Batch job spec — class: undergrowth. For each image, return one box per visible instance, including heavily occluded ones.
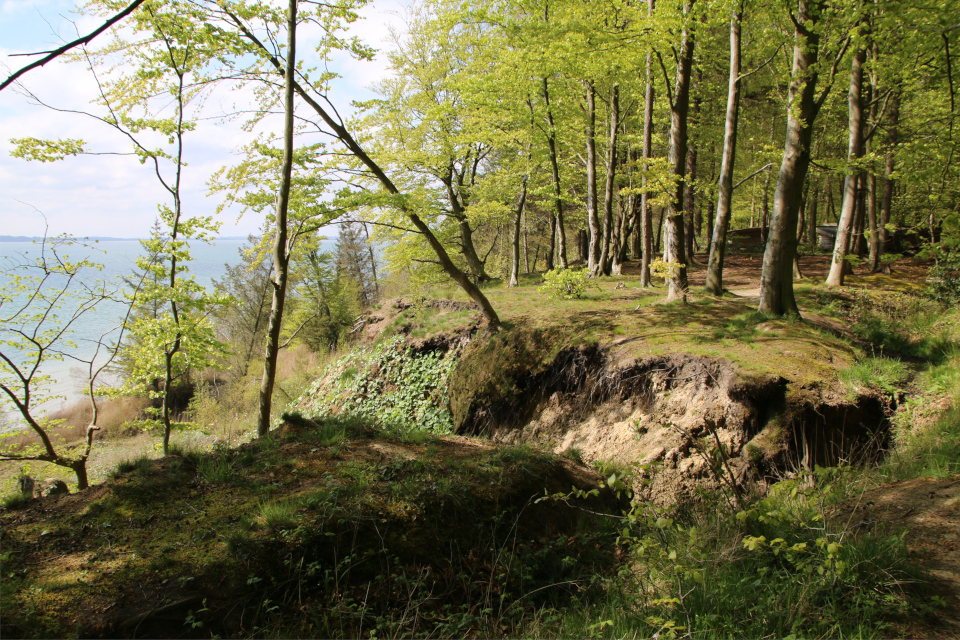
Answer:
[294,335,458,434]
[526,466,932,639]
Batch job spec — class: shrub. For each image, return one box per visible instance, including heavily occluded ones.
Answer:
[929,248,960,305]
[538,268,588,300]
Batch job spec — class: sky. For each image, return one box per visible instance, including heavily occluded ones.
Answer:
[0,0,407,239]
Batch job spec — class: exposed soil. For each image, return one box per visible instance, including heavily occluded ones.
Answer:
[450,329,891,507]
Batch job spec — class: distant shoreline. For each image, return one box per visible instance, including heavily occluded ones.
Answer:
[0,236,249,242]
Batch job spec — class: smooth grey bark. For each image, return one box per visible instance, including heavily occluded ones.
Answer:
[880,90,900,272]
[826,43,867,287]
[758,0,827,316]
[585,81,601,275]
[639,0,656,287]
[542,78,568,269]
[256,0,296,437]
[705,3,743,296]
[510,178,528,287]
[664,3,695,302]
[599,83,620,276]
[683,142,698,265]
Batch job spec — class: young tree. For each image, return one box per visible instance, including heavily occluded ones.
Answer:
[0,236,129,490]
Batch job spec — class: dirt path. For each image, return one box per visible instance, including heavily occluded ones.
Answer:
[839,476,960,638]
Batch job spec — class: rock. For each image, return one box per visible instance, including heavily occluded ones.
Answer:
[36,479,69,498]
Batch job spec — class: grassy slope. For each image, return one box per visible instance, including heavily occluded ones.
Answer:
[1,421,625,638]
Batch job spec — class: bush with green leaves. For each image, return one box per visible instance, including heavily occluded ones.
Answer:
[294,336,457,434]
[928,248,960,305]
[538,268,588,300]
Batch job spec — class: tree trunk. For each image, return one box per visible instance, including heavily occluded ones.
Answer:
[705,4,743,296]
[510,179,527,287]
[664,4,695,302]
[758,0,822,316]
[585,81,601,275]
[826,175,835,222]
[761,170,770,244]
[257,0,296,437]
[807,180,818,246]
[826,44,867,287]
[684,143,698,266]
[880,90,900,273]
[599,83,620,276]
[546,207,556,271]
[443,177,490,283]
[543,77,568,270]
[639,0,656,287]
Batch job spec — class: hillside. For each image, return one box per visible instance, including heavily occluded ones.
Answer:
[3,254,960,638]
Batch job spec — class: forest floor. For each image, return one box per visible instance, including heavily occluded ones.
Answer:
[835,475,960,638]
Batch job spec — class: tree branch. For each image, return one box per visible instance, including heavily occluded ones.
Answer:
[1,0,146,92]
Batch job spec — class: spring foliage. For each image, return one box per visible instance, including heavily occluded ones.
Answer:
[294,336,457,433]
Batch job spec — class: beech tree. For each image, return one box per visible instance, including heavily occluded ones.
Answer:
[0,236,132,490]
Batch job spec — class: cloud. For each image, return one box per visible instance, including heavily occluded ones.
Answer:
[2,0,407,239]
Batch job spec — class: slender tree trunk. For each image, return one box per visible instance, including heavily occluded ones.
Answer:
[586,81,601,275]
[880,90,900,273]
[807,180,818,246]
[684,143,698,265]
[826,44,867,287]
[655,207,665,254]
[866,61,880,272]
[542,78,567,270]
[827,175,836,222]
[761,171,770,243]
[664,4,695,302]
[705,4,743,296]
[599,83,620,276]
[510,179,528,287]
[444,181,490,283]
[795,181,807,279]
[160,68,189,454]
[639,0,656,287]
[523,209,530,274]
[867,172,878,270]
[546,209,556,270]
[257,0,296,437]
[758,0,822,316]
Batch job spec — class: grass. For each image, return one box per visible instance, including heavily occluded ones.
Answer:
[840,354,912,396]
[1,420,624,639]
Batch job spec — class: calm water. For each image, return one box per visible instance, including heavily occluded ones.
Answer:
[0,238,250,420]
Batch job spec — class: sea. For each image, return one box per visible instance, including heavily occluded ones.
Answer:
[0,237,252,426]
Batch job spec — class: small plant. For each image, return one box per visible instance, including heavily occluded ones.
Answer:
[110,454,153,478]
[1,492,31,510]
[538,267,589,300]
[650,258,684,279]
